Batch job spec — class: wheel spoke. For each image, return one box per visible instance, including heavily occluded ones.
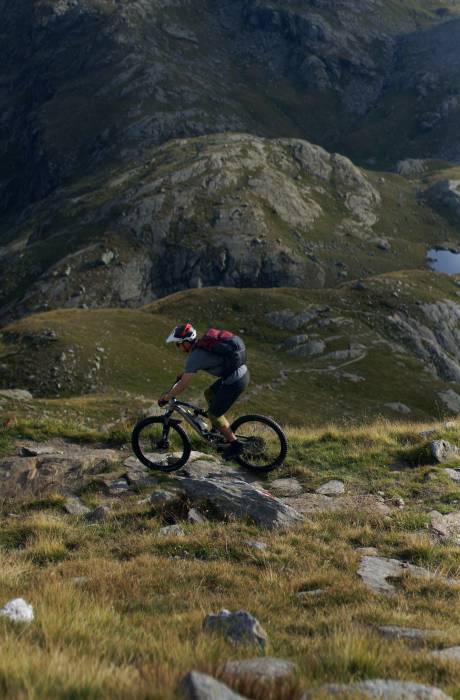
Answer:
[233,418,285,470]
[132,418,190,471]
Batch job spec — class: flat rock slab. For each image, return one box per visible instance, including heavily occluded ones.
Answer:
[20,444,63,457]
[123,450,219,470]
[378,626,445,644]
[270,478,303,497]
[177,476,303,530]
[222,657,296,682]
[302,679,452,699]
[316,480,345,496]
[430,511,460,543]
[179,671,247,700]
[0,390,33,401]
[64,497,90,516]
[430,440,460,463]
[282,493,343,515]
[430,647,460,663]
[203,609,268,649]
[444,468,460,482]
[358,556,458,595]
[0,444,121,498]
[283,494,391,517]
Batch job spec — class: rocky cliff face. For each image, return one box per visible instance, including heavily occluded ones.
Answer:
[2,0,460,228]
[0,133,387,320]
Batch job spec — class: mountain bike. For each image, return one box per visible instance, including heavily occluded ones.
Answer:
[131,397,288,475]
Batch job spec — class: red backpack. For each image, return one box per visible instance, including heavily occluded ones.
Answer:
[196,328,247,378]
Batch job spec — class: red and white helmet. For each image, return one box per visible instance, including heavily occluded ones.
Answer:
[166,323,197,344]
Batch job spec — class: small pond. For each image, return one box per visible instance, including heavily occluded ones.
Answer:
[427,248,460,275]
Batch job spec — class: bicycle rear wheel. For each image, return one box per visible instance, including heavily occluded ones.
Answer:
[131,416,191,471]
[230,414,288,474]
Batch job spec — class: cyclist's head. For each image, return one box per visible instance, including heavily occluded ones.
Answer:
[166,323,197,351]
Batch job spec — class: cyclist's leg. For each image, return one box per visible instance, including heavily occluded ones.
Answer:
[207,372,250,442]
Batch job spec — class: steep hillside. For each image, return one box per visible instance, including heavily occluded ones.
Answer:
[2,0,460,225]
[2,270,460,425]
[2,133,460,322]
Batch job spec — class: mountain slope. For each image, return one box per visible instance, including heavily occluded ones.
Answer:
[2,270,460,425]
[2,0,460,225]
[2,132,460,323]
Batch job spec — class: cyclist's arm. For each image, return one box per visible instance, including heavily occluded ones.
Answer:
[163,372,194,400]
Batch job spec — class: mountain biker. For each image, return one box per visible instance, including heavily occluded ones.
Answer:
[158,323,249,460]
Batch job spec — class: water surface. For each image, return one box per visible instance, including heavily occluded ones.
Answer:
[427,248,460,275]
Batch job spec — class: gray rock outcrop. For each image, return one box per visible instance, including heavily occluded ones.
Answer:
[177,476,303,530]
[302,679,452,699]
[222,657,296,682]
[357,556,457,595]
[203,609,268,649]
[430,440,460,463]
[179,671,247,700]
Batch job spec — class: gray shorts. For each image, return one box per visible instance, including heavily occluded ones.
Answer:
[204,371,250,418]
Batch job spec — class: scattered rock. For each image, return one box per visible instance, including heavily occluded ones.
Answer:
[420,429,438,439]
[177,477,303,530]
[106,478,130,494]
[124,470,158,488]
[244,540,267,551]
[290,340,326,357]
[84,505,110,523]
[64,497,90,516]
[438,390,460,413]
[282,493,343,514]
[100,250,115,266]
[396,159,427,177]
[429,511,460,543]
[159,524,185,537]
[378,626,444,644]
[316,480,345,496]
[149,490,179,507]
[302,679,452,699]
[430,440,460,463]
[222,657,296,682]
[358,556,457,594]
[297,589,325,598]
[203,609,268,649]
[384,402,411,414]
[0,389,33,401]
[445,468,460,482]
[178,671,247,700]
[269,478,303,497]
[356,547,379,556]
[430,647,460,663]
[187,508,206,524]
[20,444,63,457]
[0,598,34,623]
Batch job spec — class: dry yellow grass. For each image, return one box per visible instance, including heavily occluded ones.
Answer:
[0,414,460,697]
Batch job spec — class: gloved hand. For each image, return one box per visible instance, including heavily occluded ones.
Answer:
[158,397,168,407]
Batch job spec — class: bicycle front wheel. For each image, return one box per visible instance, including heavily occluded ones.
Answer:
[230,414,288,474]
[131,416,191,471]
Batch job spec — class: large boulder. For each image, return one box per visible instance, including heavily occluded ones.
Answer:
[176,476,303,530]
[430,440,460,463]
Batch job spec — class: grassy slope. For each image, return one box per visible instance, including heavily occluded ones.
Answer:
[2,270,460,425]
[1,410,460,698]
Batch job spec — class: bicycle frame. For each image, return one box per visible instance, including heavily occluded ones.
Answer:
[162,398,222,443]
